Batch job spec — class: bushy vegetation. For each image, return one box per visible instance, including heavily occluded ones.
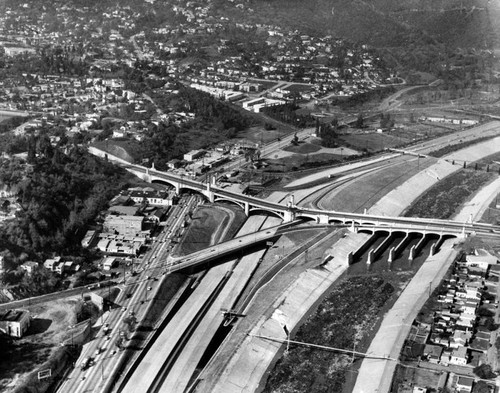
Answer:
[0,116,28,134]
[134,86,254,169]
[474,363,497,379]
[428,136,496,158]
[0,142,133,265]
[262,103,315,129]
[404,170,496,219]
[263,276,395,393]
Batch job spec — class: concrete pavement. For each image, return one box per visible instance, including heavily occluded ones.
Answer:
[369,135,500,217]
[196,231,370,393]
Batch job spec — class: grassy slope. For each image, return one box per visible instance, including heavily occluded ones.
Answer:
[404,169,497,219]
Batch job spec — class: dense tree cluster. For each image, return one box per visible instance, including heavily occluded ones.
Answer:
[133,86,254,168]
[379,113,395,129]
[0,116,28,134]
[0,144,131,265]
[262,103,314,128]
[175,86,252,132]
[317,118,339,148]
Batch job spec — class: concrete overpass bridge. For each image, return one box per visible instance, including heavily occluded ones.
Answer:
[163,220,469,273]
[122,163,500,239]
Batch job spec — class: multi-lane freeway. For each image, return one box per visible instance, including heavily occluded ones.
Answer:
[56,195,200,393]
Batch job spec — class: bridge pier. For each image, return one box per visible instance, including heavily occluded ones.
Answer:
[318,215,330,224]
[283,210,296,223]
[244,202,250,216]
[414,234,428,257]
[388,247,395,263]
[408,245,416,261]
[393,233,411,260]
[347,251,354,265]
[348,222,358,233]
[429,243,436,257]
[366,249,374,265]
[372,233,394,262]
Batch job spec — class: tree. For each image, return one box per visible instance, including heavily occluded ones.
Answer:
[473,381,491,393]
[474,364,496,379]
[355,113,364,129]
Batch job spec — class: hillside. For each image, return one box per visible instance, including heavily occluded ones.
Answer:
[246,0,497,49]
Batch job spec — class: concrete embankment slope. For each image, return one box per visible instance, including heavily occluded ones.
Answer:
[368,135,500,217]
[197,232,370,393]
[352,239,459,393]
[353,135,500,393]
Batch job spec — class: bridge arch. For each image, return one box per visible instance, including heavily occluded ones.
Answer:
[213,197,246,211]
[328,218,344,225]
[248,208,284,220]
[295,213,320,222]
[151,178,177,189]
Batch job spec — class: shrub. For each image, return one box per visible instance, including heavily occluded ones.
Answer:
[474,363,496,379]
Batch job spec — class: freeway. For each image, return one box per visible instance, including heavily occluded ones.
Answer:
[120,195,286,393]
[56,195,200,393]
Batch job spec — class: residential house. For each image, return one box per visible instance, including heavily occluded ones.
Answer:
[423,344,443,364]
[449,346,468,366]
[455,376,474,393]
[0,309,31,338]
[44,256,62,271]
[466,249,498,270]
[450,330,471,349]
[20,261,38,275]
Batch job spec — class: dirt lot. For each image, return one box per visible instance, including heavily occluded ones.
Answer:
[0,298,81,392]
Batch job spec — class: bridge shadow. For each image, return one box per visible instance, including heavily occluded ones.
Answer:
[183,242,270,275]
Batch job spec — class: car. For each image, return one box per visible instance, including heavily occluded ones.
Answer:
[80,357,91,370]
[121,307,127,313]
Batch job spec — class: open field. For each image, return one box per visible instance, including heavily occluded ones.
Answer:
[236,124,291,145]
[175,205,246,256]
[286,84,314,93]
[338,132,401,152]
[92,139,144,164]
[0,298,82,392]
[391,365,447,393]
[282,142,322,154]
[248,79,278,90]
